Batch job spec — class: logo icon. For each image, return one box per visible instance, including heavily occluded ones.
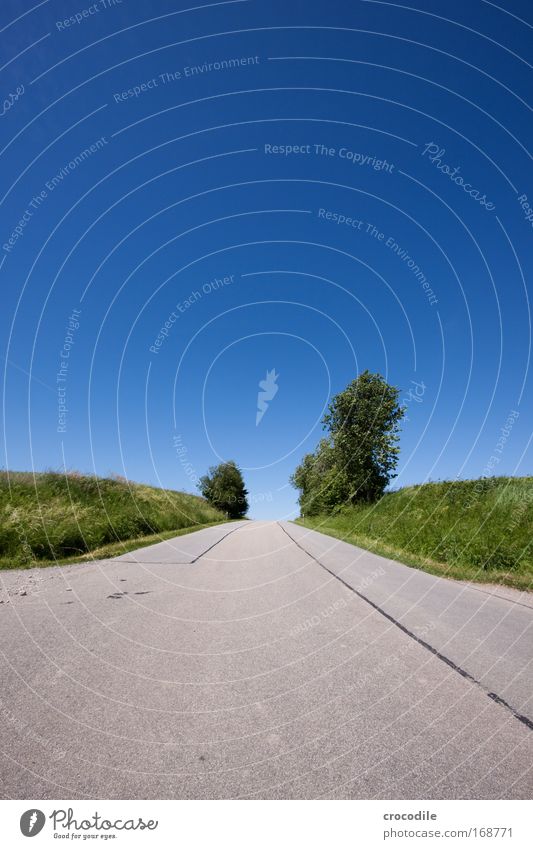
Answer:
[256,368,279,425]
[20,810,45,837]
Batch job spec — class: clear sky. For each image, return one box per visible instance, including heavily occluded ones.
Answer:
[1,0,532,519]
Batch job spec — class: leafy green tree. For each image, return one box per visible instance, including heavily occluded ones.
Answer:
[291,371,404,513]
[323,370,404,503]
[290,439,350,516]
[198,461,249,518]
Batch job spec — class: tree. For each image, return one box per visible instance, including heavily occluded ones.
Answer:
[290,371,404,513]
[289,439,350,516]
[323,370,404,503]
[198,461,249,518]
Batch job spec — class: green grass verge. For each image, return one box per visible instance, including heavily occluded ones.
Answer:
[0,521,230,570]
[0,470,227,569]
[295,476,533,592]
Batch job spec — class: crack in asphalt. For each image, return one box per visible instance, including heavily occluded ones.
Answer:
[114,521,248,565]
[190,522,249,563]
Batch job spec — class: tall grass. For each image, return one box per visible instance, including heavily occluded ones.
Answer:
[0,471,226,568]
[296,476,533,591]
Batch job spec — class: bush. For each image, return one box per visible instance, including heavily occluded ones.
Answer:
[198,461,248,518]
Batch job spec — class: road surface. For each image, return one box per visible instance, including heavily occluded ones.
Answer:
[0,520,531,799]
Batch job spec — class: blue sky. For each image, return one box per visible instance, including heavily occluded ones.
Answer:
[1,0,532,518]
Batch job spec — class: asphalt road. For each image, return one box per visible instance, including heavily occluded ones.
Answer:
[0,520,531,799]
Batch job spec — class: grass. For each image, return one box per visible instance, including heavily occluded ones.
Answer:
[295,476,533,592]
[0,470,227,569]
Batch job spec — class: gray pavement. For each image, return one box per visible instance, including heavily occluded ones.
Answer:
[281,522,533,723]
[0,520,531,799]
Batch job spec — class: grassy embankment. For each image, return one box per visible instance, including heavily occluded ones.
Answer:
[296,476,533,591]
[0,471,228,569]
